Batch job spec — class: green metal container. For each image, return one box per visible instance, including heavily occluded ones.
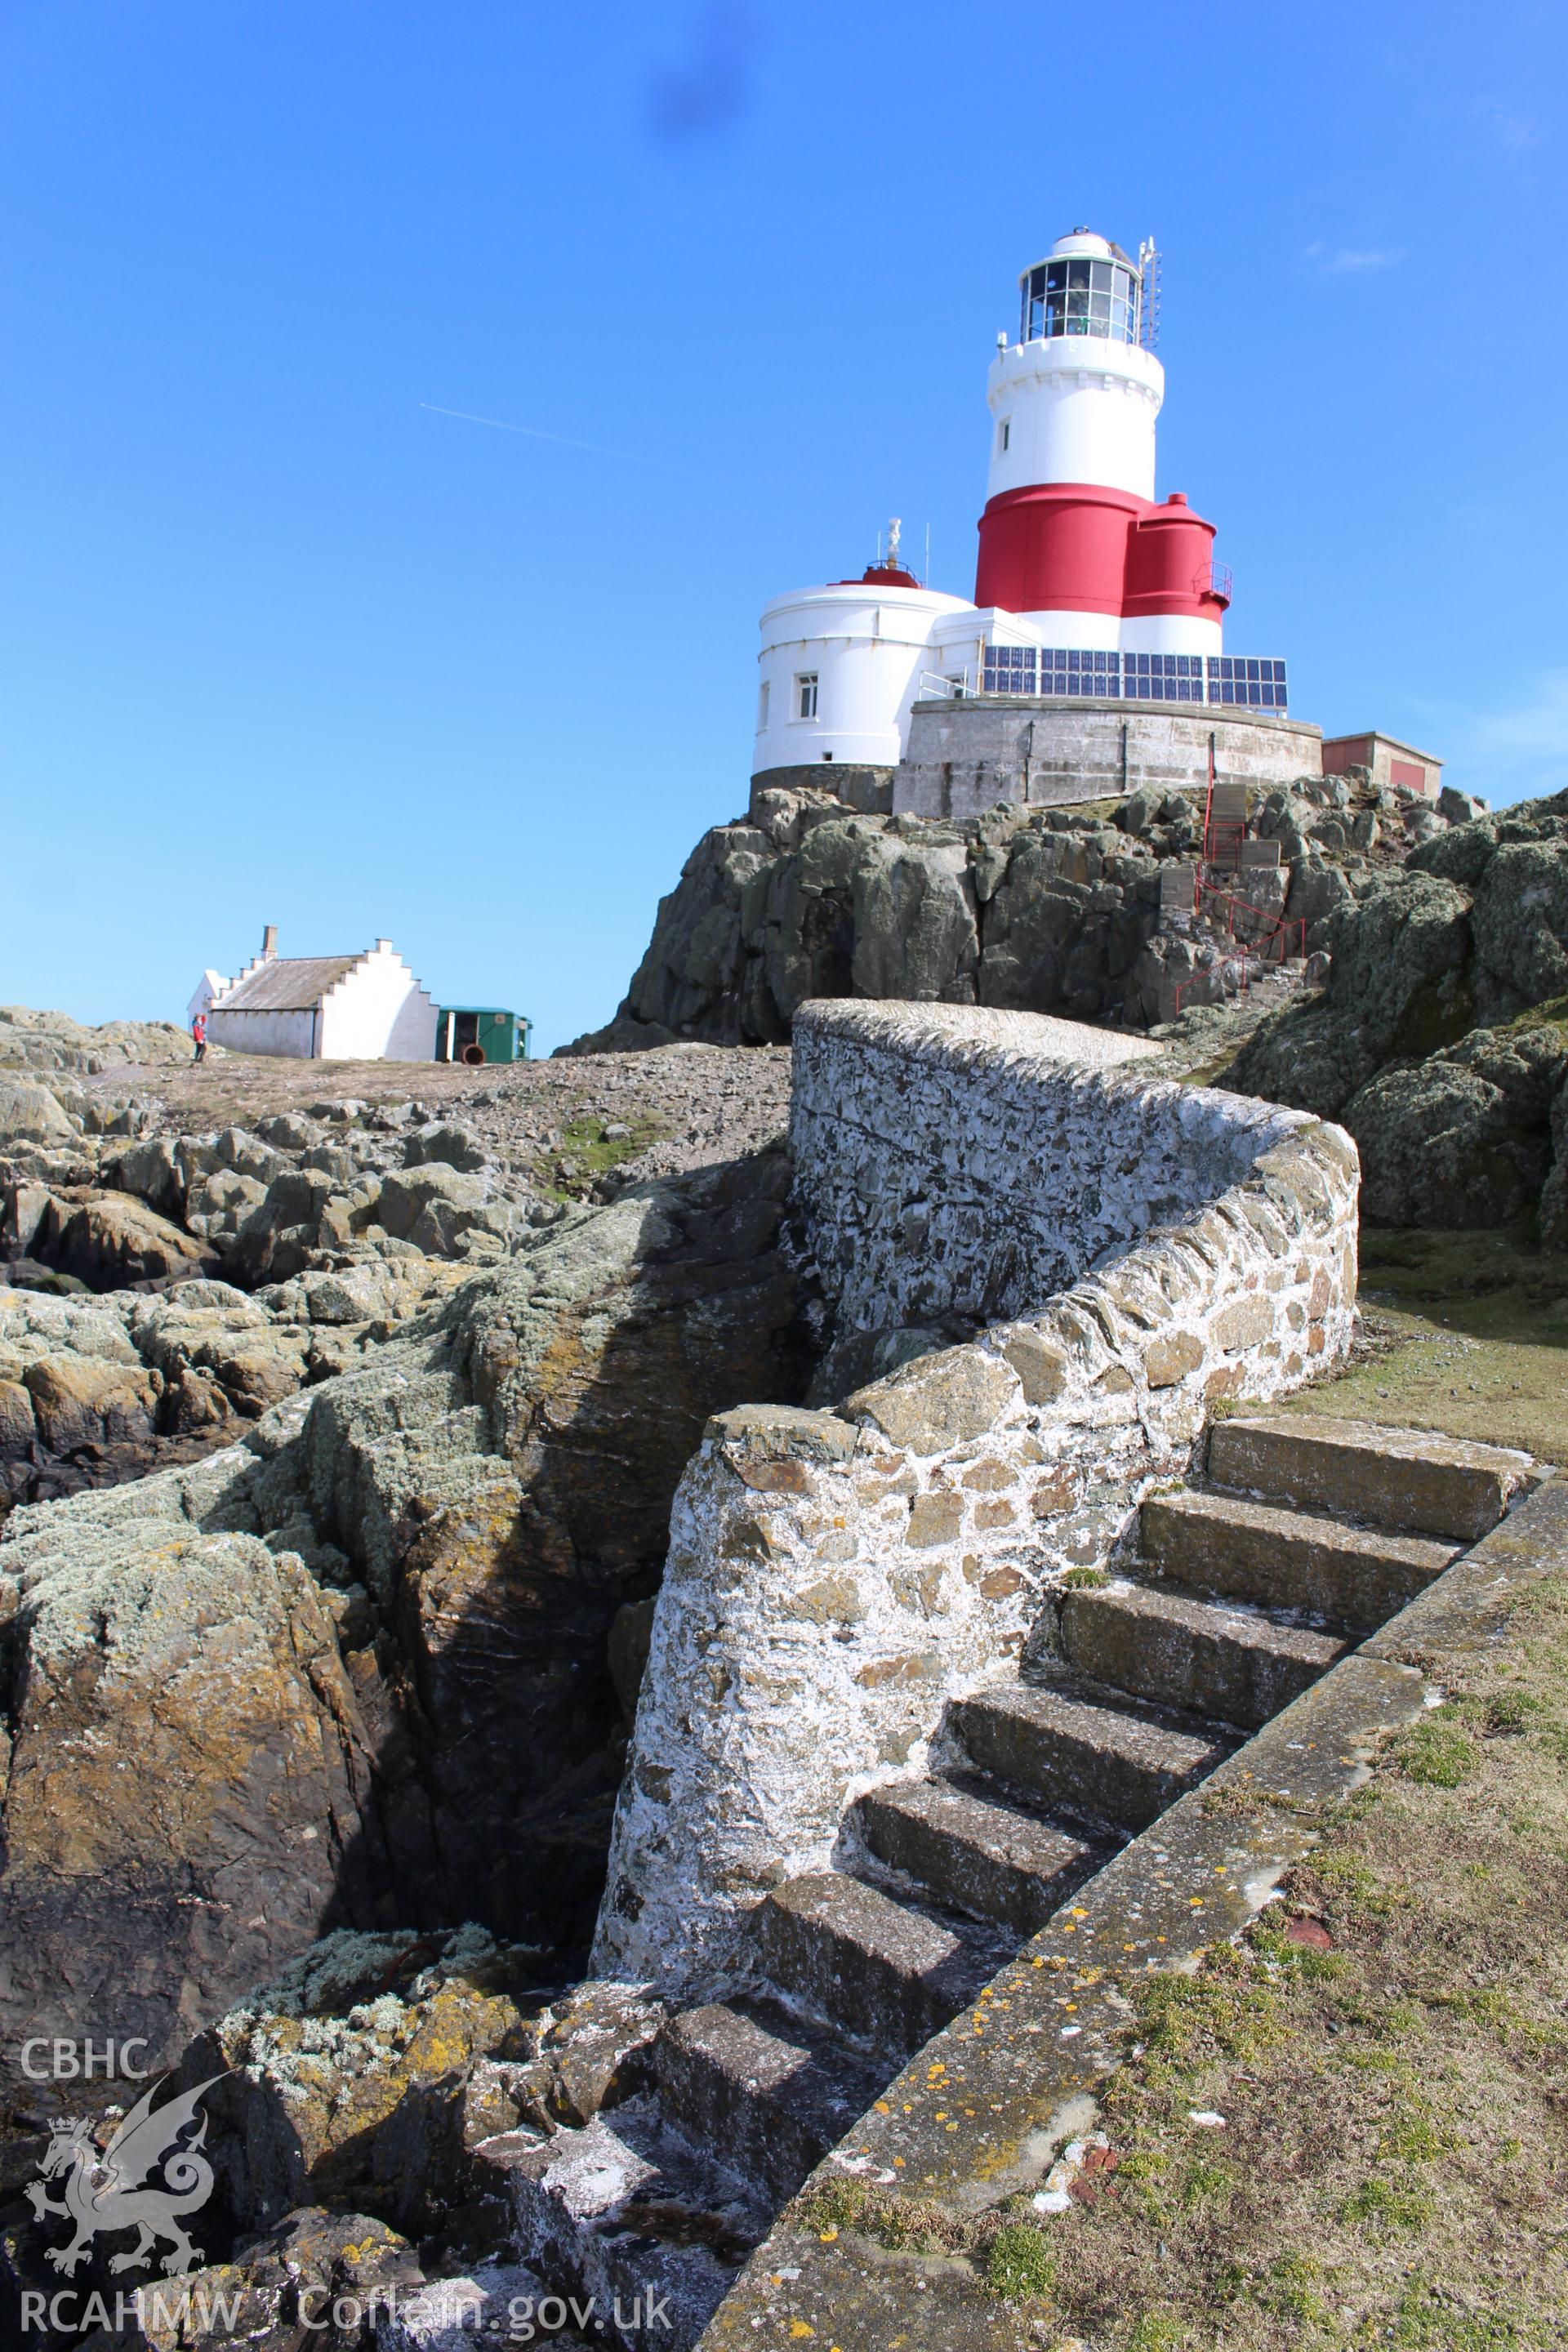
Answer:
[434,1007,531,1065]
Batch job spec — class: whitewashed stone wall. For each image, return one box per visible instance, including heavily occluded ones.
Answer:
[593,1003,1358,1993]
[791,1001,1303,1334]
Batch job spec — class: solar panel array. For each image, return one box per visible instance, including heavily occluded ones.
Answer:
[978,648,1288,711]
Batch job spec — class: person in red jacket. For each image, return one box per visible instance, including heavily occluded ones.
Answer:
[191,1012,207,1063]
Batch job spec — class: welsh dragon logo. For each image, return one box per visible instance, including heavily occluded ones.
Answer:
[25,2074,222,2277]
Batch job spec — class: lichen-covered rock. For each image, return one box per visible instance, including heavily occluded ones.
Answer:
[564,775,1476,1056]
[0,1076,75,1145]
[1227,789,1568,1229]
[377,1163,507,1256]
[172,1926,555,2233]
[0,1137,814,2065]
[330,1147,813,1949]
[0,1512,384,2064]
[101,1134,185,1220]
[20,1352,162,1452]
[1343,1025,1566,1227]
[108,2207,426,2351]
[51,1190,216,1287]
[402,1120,490,1173]
[0,1003,194,1074]
[0,1281,326,1517]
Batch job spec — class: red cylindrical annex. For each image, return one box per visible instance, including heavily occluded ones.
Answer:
[1123,493,1228,622]
[973,482,1142,617]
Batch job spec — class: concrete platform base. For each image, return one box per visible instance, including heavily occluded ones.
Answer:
[891,696,1324,818]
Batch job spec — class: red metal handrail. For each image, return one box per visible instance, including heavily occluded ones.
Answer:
[1169,902,1307,1016]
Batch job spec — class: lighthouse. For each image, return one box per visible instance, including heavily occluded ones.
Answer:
[751,228,1306,815]
[975,230,1227,658]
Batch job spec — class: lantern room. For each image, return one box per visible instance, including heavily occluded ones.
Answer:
[1018,231,1143,345]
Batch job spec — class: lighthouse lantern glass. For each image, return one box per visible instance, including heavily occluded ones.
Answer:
[1020,256,1138,345]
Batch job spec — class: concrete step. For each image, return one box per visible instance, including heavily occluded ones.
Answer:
[502,2096,768,2350]
[1059,1579,1346,1730]
[1208,1412,1531,1543]
[650,1997,885,2209]
[853,1773,1102,1935]
[1141,1486,1459,1630]
[950,1673,1234,1833]
[752,1870,1009,2063]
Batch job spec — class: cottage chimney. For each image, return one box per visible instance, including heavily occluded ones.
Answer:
[261,924,278,960]
[374,938,391,952]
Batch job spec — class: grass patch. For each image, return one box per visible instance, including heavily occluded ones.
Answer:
[533,1109,667,1200]
[1030,1567,1568,2350]
[797,2176,968,2258]
[1268,1218,1568,1461]
[798,2178,1061,2305]
[1392,1711,1481,1787]
[983,2221,1056,2302]
[1059,1564,1111,1589]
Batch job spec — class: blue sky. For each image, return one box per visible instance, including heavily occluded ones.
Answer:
[2,1,1564,1052]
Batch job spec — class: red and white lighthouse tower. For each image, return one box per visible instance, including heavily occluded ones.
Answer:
[975,229,1227,655]
[750,226,1290,788]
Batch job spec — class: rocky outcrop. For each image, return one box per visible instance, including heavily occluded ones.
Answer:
[0,1492,385,2065]
[322,1146,811,1952]
[0,1281,354,1518]
[1227,789,1568,1228]
[48,1191,217,1288]
[0,1004,195,1075]
[0,1147,812,2066]
[0,1079,75,1147]
[171,1927,666,2251]
[564,771,1438,1054]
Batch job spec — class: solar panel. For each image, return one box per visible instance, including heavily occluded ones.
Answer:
[976,647,1289,713]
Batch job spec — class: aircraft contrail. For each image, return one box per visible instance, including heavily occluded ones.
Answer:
[417,403,639,461]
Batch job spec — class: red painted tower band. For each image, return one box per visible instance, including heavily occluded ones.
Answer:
[973,485,1229,623]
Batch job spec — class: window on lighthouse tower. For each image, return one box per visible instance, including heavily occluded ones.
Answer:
[795,673,819,721]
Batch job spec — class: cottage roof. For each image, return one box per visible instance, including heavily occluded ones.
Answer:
[216,955,361,1012]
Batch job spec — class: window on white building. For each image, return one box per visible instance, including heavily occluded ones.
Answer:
[997,418,1011,453]
[757,680,770,730]
[795,673,818,720]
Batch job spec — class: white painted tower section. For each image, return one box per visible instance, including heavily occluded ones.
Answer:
[753,581,972,775]
[986,349,1163,505]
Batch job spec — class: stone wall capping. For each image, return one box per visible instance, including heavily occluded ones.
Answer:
[706,1401,862,1466]
[697,1485,1563,2351]
[840,1348,1021,1458]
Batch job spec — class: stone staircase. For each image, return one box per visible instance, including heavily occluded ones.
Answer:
[488,1414,1526,2349]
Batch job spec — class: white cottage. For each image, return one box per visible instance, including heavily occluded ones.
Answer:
[200,929,438,1062]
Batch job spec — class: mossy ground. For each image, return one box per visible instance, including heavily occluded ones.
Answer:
[1028,1568,1568,2349]
[1271,1221,1568,1463]
[532,1108,669,1200]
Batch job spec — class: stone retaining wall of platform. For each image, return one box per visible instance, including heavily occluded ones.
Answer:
[591,1004,1359,1992]
[893,697,1324,819]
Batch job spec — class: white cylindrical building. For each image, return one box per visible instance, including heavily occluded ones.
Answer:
[752,573,972,779]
